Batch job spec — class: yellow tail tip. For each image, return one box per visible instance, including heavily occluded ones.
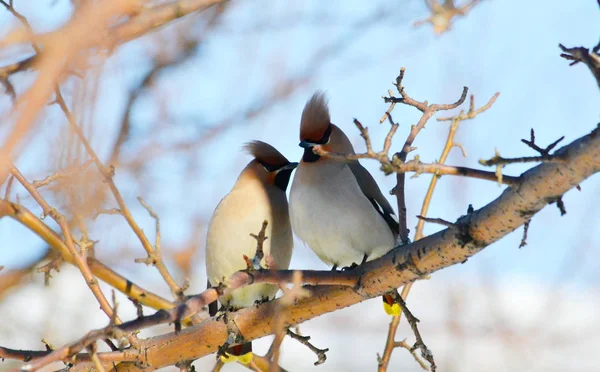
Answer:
[219,352,254,365]
[383,302,401,316]
[237,352,254,365]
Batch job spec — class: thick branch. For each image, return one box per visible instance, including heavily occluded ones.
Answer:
[69,124,600,371]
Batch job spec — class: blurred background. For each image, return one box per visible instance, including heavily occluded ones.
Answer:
[1,0,599,371]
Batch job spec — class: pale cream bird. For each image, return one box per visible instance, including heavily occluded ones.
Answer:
[205,141,296,364]
[289,92,402,314]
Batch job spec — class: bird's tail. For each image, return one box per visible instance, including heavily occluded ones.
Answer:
[220,342,253,365]
[207,280,218,316]
[382,289,402,316]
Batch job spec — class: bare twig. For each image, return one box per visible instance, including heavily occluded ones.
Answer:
[87,344,107,372]
[519,220,530,248]
[36,256,63,286]
[3,174,15,200]
[314,95,515,190]
[53,87,186,301]
[286,329,328,366]
[93,208,122,218]
[393,294,436,371]
[416,215,455,228]
[394,339,429,370]
[268,272,310,371]
[0,248,51,298]
[521,129,565,156]
[559,43,600,90]
[377,315,401,371]
[316,150,518,186]
[211,359,224,372]
[249,220,269,270]
[414,0,482,35]
[379,91,499,371]
[9,165,117,321]
[14,322,137,371]
[31,160,94,189]
[388,68,467,243]
[0,199,177,311]
[129,298,145,319]
[437,92,500,122]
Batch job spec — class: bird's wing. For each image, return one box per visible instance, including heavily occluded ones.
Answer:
[348,161,399,236]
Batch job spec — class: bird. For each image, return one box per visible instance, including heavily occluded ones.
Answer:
[205,141,297,365]
[288,91,402,315]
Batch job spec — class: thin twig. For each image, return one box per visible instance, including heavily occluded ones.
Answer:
[559,43,600,90]
[519,220,530,249]
[479,153,565,166]
[53,87,186,301]
[286,329,328,366]
[9,165,118,321]
[378,90,499,371]
[437,92,500,121]
[3,174,15,200]
[377,315,401,371]
[267,272,309,371]
[31,159,94,189]
[416,215,455,228]
[414,0,482,35]
[0,199,178,312]
[87,344,106,372]
[387,68,467,243]
[521,129,565,156]
[36,256,63,286]
[393,294,436,371]
[393,339,429,370]
[249,220,269,270]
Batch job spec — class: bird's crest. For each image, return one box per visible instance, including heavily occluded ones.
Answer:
[300,91,331,142]
[243,140,289,168]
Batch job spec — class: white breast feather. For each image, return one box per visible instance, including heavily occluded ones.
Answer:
[206,181,293,308]
[290,162,394,267]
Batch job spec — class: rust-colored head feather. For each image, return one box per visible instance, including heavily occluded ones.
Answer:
[244,141,290,168]
[300,91,331,142]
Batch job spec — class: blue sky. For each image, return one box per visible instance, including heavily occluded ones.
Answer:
[1,0,599,301]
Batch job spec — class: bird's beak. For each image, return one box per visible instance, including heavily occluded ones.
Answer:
[299,141,316,148]
[280,162,299,171]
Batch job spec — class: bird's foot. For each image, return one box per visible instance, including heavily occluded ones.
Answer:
[215,305,235,322]
[253,296,271,308]
[341,262,359,271]
[341,254,368,271]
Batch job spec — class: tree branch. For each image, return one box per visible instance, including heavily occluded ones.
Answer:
[559,42,600,90]
[0,200,177,311]
[59,123,600,371]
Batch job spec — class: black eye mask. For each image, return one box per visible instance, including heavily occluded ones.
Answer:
[257,161,297,191]
[273,167,294,191]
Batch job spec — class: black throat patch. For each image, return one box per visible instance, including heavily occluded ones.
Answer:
[302,147,320,163]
